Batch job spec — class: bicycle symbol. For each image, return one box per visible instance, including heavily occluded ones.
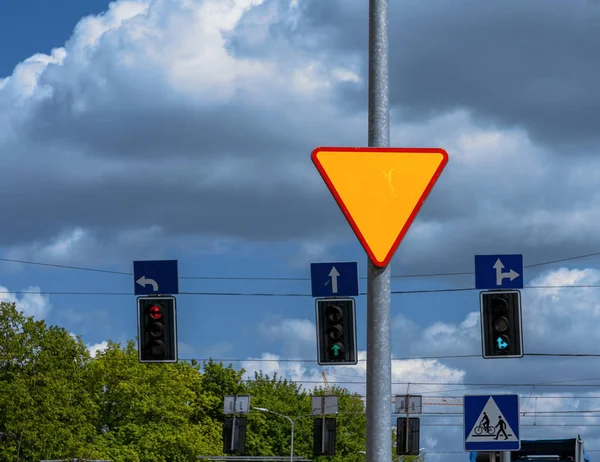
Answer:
[474,424,495,436]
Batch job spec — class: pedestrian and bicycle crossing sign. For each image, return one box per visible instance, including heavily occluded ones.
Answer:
[464,394,520,451]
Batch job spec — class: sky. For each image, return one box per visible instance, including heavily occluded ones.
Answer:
[1,0,600,460]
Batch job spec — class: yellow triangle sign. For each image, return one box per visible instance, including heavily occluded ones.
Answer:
[312,147,449,267]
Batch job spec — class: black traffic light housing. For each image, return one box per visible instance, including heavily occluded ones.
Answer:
[223,416,247,455]
[313,417,336,456]
[396,417,420,456]
[137,296,178,363]
[480,290,523,359]
[316,298,357,365]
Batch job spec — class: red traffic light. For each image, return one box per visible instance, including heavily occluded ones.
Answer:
[149,305,163,320]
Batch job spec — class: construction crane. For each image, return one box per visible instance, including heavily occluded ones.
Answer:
[391,395,463,407]
[322,371,331,393]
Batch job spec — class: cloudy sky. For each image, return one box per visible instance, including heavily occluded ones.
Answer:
[2,0,600,460]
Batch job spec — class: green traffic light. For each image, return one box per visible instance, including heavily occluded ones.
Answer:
[331,344,344,357]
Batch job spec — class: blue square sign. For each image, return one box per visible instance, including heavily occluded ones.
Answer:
[133,260,179,295]
[475,254,523,290]
[310,262,359,298]
[464,394,520,451]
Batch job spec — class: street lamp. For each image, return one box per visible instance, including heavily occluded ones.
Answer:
[253,407,314,462]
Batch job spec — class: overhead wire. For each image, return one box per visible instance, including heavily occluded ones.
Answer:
[1,284,600,297]
[1,249,600,281]
[93,353,600,363]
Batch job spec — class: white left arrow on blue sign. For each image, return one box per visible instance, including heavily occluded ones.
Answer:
[136,276,159,291]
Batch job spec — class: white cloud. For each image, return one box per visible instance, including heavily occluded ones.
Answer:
[243,267,600,460]
[0,284,51,319]
[259,318,314,343]
[248,317,467,399]
[87,340,109,357]
[0,0,599,277]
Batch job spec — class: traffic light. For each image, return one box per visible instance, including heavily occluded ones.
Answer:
[137,296,177,363]
[223,416,247,454]
[315,298,357,365]
[313,417,336,456]
[480,290,523,359]
[396,417,420,456]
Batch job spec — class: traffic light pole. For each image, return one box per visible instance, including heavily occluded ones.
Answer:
[231,395,237,453]
[366,1,391,462]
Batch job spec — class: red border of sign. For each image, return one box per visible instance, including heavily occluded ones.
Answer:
[311,146,449,268]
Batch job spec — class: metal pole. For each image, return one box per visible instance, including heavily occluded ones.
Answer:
[405,400,410,454]
[366,0,391,461]
[290,419,295,462]
[231,395,237,453]
[500,451,511,462]
[321,397,325,454]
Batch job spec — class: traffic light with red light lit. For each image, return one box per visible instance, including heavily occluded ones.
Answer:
[480,290,523,358]
[316,298,357,365]
[137,296,177,363]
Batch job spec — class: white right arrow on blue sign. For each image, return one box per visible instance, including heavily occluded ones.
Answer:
[466,397,519,443]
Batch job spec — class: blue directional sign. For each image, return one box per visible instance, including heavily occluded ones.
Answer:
[475,254,523,290]
[310,262,359,298]
[133,260,179,295]
[464,394,520,451]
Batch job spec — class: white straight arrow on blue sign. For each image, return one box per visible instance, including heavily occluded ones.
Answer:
[310,262,359,298]
[328,267,340,293]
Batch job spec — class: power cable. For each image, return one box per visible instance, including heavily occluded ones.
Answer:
[2,284,600,297]
[2,249,600,281]
[92,353,600,363]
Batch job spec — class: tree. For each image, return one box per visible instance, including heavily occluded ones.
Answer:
[239,373,367,461]
[310,385,366,462]
[88,341,221,462]
[0,302,98,461]
[0,301,374,461]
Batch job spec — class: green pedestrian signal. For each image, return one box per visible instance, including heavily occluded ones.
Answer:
[316,298,357,365]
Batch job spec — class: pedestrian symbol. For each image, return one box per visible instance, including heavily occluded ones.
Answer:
[465,397,518,446]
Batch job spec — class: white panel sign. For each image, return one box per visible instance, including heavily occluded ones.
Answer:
[224,395,251,414]
[312,395,339,415]
[395,395,422,415]
[325,395,339,414]
[312,396,322,415]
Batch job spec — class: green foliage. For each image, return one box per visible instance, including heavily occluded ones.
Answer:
[0,301,375,461]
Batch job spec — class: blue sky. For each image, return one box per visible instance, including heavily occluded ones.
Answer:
[2,0,600,460]
[0,0,112,77]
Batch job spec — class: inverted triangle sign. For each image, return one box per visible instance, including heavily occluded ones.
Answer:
[466,397,518,443]
[311,147,449,267]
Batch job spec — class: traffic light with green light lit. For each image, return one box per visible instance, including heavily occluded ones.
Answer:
[480,290,523,359]
[137,296,178,363]
[316,298,357,365]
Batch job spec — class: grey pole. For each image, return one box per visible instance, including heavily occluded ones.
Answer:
[500,451,511,462]
[290,419,295,462]
[366,0,391,462]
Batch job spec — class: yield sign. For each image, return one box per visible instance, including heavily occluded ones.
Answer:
[312,147,448,267]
